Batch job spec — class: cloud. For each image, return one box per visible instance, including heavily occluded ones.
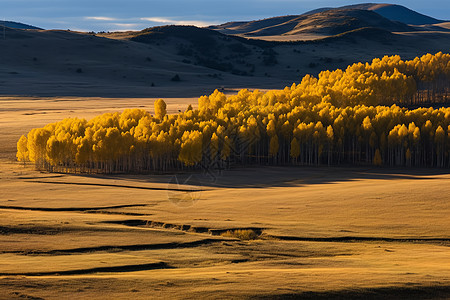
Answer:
[140,17,211,27]
[113,23,141,28]
[114,23,138,27]
[141,17,173,23]
[85,16,117,21]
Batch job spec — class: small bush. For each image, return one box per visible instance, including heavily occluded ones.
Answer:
[171,74,181,82]
[221,229,258,240]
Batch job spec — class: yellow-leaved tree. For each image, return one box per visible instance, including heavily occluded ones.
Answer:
[290,137,300,161]
[16,135,29,162]
[154,99,167,121]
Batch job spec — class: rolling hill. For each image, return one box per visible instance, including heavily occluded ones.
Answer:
[0,3,449,98]
[210,4,448,41]
[305,3,445,25]
[0,21,42,30]
[209,9,415,39]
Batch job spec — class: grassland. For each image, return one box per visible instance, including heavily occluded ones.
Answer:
[0,96,449,299]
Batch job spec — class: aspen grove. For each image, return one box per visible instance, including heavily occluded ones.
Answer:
[17,52,450,173]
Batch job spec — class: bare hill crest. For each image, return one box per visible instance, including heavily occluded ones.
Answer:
[305,3,445,25]
[209,4,448,40]
[0,21,42,30]
[209,9,414,39]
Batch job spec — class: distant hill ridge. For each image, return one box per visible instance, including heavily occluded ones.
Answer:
[209,8,415,37]
[304,3,445,25]
[1,5,450,98]
[0,21,42,30]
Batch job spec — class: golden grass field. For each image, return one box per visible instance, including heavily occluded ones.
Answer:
[1,96,450,299]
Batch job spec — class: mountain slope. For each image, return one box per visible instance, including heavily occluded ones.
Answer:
[0,21,42,30]
[209,16,299,35]
[1,20,450,98]
[128,25,271,75]
[305,3,445,25]
[210,9,414,38]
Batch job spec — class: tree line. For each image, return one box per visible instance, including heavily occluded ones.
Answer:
[17,52,450,173]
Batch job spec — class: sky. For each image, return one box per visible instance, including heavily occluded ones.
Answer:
[2,0,449,32]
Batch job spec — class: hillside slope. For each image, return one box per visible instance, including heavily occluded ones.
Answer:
[305,3,445,25]
[209,9,414,38]
[1,23,450,98]
[0,21,42,30]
